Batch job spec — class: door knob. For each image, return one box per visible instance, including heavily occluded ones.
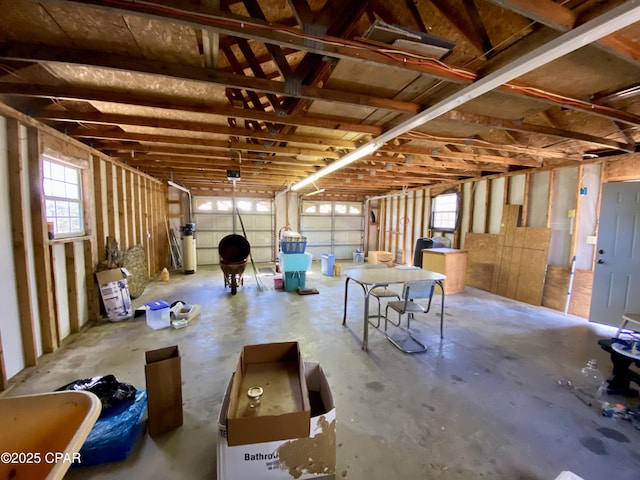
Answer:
[597,259,604,264]
[599,249,605,254]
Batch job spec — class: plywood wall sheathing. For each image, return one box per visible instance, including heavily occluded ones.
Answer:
[604,155,640,181]
[542,266,594,318]
[464,233,501,290]
[515,249,549,305]
[523,228,552,251]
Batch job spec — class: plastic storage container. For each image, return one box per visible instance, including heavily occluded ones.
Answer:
[145,301,170,330]
[280,233,307,253]
[353,251,364,263]
[279,252,313,272]
[321,253,335,276]
[284,271,306,292]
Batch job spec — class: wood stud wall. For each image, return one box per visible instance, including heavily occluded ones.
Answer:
[1,104,167,388]
[374,158,640,317]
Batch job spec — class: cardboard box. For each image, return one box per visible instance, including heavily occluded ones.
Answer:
[226,342,310,447]
[218,362,336,480]
[368,250,393,266]
[144,345,183,437]
[96,268,133,321]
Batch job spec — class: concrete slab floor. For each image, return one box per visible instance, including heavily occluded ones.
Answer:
[4,262,640,480]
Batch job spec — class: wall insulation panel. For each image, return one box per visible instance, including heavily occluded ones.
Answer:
[528,171,550,227]
[549,167,578,266]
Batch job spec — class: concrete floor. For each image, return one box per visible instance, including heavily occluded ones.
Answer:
[5,261,640,480]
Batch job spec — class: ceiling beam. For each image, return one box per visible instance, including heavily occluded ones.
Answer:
[36,110,357,148]
[0,83,382,135]
[0,43,421,114]
[442,110,635,152]
[37,0,640,126]
[485,0,640,64]
[71,128,339,159]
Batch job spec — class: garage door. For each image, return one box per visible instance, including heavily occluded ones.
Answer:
[193,197,274,265]
[300,201,364,260]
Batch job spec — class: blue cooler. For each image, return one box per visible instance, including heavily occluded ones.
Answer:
[321,254,335,276]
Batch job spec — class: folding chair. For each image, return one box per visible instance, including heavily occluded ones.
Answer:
[384,279,435,353]
[360,264,400,328]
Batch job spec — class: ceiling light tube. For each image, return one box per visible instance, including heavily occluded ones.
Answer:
[291,142,380,191]
[289,1,640,191]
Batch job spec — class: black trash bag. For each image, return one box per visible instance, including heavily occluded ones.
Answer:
[56,374,137,410]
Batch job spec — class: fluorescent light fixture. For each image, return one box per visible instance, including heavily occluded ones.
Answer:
[289,1,640,191]
[291,142,380,191]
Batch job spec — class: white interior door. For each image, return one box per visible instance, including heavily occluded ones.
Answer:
[589,182,640,326]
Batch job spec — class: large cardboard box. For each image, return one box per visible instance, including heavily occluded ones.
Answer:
[226,342,310,447]
[218,362,336,480]
[144,345,183,437]
[96,268,133,321]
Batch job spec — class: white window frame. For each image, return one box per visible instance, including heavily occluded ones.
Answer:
[43,155,85,238]
[431,191,458,232]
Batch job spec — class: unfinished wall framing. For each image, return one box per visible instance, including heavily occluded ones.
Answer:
[374,156,640,317]
[0,103,167,388]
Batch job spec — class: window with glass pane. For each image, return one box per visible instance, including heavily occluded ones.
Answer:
[43,158,84,237]
[431,192,458,231]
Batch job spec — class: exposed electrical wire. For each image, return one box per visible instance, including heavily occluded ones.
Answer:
[94,0,637,133]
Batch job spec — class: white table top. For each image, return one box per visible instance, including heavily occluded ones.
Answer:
[345,267,446,285]
[612,342,640,361]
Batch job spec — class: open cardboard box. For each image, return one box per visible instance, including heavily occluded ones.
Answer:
[96,268,132,321]
[218,362,336,480]
[226,342,310,447]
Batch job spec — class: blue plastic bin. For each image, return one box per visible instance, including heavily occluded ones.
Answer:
[284,271,306,292]
[279,252,313,272]
[321,254,335,276]
[353,251,364,263]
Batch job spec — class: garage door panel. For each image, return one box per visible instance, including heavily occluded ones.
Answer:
[197,248,216,265]
[196,231,217,248]
[305,216,332,229]
[334,217,361,230]
[250,246,272,263]
[334,230,362,244]
[335,245,357,258]
[307,231,332,244]
[300,201,364,260]
[194,197,274,266]
[248,231,272,247]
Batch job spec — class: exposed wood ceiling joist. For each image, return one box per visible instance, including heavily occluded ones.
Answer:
[0,0,637,199]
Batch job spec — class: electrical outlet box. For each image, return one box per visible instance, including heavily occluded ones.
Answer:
[586,235,597,245]
[226,169,241,181]
[567,209,576,218]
